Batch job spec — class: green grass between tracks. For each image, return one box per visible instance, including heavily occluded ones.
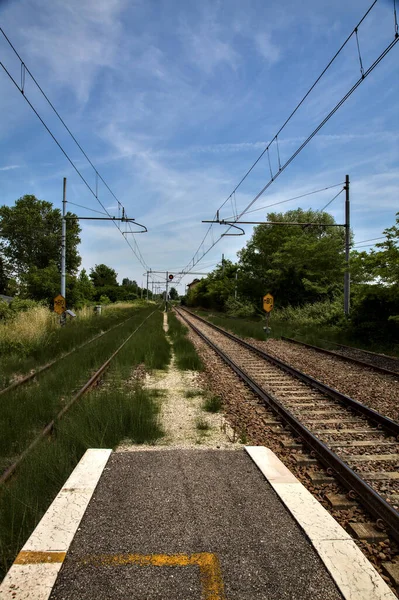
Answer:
[0,307,169,579]
[0,302,155,389]
[168,312,203,371]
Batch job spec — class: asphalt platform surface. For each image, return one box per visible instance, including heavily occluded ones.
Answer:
[50,449,343,600]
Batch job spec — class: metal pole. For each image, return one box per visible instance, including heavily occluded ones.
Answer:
[146,271,149,301]
[151,277,154,299]
[344,174,350,316]
[222,254,225,275]
[235,270,238,299]
[61,178,67,299]
[165,271,169,312]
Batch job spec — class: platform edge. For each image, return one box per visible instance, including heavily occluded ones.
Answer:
[245,445,395,600]
[0,448,112,600]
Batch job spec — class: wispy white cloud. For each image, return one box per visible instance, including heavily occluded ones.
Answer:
[0,164,20,171]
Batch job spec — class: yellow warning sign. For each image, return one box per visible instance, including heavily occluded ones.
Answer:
[263,293,274,313]
[54,294,66,315]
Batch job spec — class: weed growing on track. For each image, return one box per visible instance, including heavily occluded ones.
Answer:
[184,390,204,399]
[195,417,210,431]
[0,307,167,580]
[202,395,222,413]
[167,312,203,371]
[0,301,155,388]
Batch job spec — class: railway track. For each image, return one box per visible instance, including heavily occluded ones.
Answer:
[176,307,399,545]
[0,309,149,398]
[281,336,399,377]
[0,309,158,486]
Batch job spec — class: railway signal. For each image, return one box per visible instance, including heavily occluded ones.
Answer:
[169,274,174,280]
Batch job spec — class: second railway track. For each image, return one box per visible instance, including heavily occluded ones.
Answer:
[281,336,399,377]
[176,307,399,544]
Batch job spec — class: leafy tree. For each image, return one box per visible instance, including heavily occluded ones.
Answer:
[238,209,346,307]
[0,195,81,277]
[169,287,179,300]
[23,261,60,303]
[76,269,94,301]
[122,278,138,288]
[0,254,9,295]
[90,264,118,287]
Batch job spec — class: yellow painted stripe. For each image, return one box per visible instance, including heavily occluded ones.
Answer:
[81,552,226,600]
[15,551,66,564]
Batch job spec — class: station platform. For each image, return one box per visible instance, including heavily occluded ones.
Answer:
[0,447,395,600]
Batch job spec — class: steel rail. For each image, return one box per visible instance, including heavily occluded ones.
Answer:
[176,307,399,544]
[318,339,399,363]
[0,310,148,398]
[179,309,399,436]
[0,309,157,487]
[281,336,399,377]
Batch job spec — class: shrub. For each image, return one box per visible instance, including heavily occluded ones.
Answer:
[225,296,256,318]
[98,295,111,305]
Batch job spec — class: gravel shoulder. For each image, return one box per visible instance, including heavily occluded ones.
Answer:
[117,312,237,452]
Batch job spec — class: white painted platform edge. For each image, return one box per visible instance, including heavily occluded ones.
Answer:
[245,446,395,600]
[0,448,112,600]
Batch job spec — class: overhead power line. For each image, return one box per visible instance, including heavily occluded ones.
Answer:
[178,0,398,282]
[223,183,344,221]
[0,27,151,272]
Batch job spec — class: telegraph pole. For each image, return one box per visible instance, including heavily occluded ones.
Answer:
[344,174,350,316]
[61,178,67,299]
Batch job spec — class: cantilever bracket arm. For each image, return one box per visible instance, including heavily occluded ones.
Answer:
[64,216,137,223]
[201,218,245,236]
[220,221,245,237]
[122,221,148,234]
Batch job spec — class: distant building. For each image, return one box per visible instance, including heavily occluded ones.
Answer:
[187,279,200,291]
[0,294,13,304]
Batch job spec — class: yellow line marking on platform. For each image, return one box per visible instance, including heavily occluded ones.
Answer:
[14,551,66,565]
[81,552,226,600]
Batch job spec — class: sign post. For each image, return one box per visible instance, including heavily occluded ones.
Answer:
[263,293,274,335]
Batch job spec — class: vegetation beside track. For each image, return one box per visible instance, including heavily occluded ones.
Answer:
[0,307,168,579]
[0,301,156,388]
[189,306,399,357]
[168,311,203,371]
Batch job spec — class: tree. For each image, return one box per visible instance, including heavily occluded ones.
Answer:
[238,209,346,307]
[0,254,9,294]
[169,287,179,300]
[0,195,81,278]
[90,264,118,287]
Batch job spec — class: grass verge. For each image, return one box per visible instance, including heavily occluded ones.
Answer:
[168,312,203,371]
[0,308,168,579]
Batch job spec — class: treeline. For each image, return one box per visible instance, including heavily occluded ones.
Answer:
[185,208,399,346]
[0,195,150,309]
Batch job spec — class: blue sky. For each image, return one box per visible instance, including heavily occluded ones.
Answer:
[0,0,398,292]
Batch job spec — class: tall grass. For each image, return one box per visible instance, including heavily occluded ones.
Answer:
[168,312,203,371]
[0,301,154,388]
[0,307,169,471]
[0,307,167,579]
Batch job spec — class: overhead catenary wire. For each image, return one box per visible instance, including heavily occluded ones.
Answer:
[0,28,151,272]
[223,182,344,221]
[177,7,398,281]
